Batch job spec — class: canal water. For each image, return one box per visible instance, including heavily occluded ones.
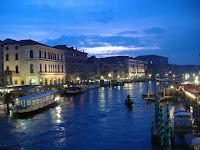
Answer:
[0,82,188,150]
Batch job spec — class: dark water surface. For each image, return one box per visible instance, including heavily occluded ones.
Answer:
[0,82,187,150]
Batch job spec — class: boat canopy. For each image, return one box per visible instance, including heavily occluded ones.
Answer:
[14,90,58,102]
[175,111,191,117]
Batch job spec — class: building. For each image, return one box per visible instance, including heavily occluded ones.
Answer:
[0,40,4,85]
[54,45,87,83]
[125,58,146,78]
[3,39,66,86]
[135,55,169,77]
[87,56,101,80]
[88,56,146,80]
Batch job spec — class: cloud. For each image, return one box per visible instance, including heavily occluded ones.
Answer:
[41,34,161,58]
[117,31,138,35]
[144,27,165,34]
[81,45,160,55]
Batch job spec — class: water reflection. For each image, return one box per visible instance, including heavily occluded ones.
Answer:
[0,82,185,150]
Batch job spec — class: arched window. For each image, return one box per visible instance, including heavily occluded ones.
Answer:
[30,50,33,58]
[61,54,63,61]
[6,54,9,61]
[15,53,18,60]
[39,50,42,58]
[58,65,60,72]
[40,64,42,72]
[45,64,47,72]
[16,66,19,73]
[30,64,34,73]
[6,66,9,73]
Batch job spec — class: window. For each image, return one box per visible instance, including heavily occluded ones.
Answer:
[16,66,19,73]
[30,64,34,73]
[55,65,57,72]
[30,50,33,58]
[57,54,59,60]
[62,65,64,72]
[15,53,18,60]
[40,64,42,72]
[6,46,9,50]
[61,54,63,60]
[14,80,18,85]
[39,50,42,58]
[44,52,46,59]
[45,64,47,72]
[6,54,9,61]
[58,65,60,72]
[6,66,9,73]
[21,80,24,85]
[15,46,18,50]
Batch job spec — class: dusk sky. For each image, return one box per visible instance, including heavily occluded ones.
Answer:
[0,0,200,65]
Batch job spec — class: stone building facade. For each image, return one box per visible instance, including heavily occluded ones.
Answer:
[54,45,87,83]
[3,39,66,86]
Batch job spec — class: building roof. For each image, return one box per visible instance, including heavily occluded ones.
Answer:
[54,45,87,54]
[100,56,130,63]
[3,38,45,46]
[135,55,168,60]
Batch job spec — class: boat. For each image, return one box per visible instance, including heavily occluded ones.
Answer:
[141,84,155,101]
[125,95,133,107]
[66,85,88,94]
[12,90,60,114]
[174,104,194,129]
[185,133,200,150]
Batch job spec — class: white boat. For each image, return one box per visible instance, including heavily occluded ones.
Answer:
[66,85,88,94]
[12,90,60,114]
[174,110,194,128]
[185,133,200,150]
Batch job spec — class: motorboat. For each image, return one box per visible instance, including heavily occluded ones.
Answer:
[174,105,194,128]
[12,90,59,114]
[185,133,200,150]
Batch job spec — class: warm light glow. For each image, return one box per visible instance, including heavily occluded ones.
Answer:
[76,77,80,81]
[185,91,196,100]
[170,85,174,89]
[108,73,112,78]
[101,76,104,79]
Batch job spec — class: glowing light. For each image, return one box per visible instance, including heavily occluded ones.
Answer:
[185,91,196,100]
[170,86,174,89]
[108,73,112,78]
[101,76,104,79]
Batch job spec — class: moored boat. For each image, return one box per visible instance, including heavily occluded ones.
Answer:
[12,90,59,114]
[66,85,88,95]
[185,133,200,150]
[174,104,194,129]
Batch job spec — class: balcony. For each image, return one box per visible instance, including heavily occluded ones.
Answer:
[38,72,66,75]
